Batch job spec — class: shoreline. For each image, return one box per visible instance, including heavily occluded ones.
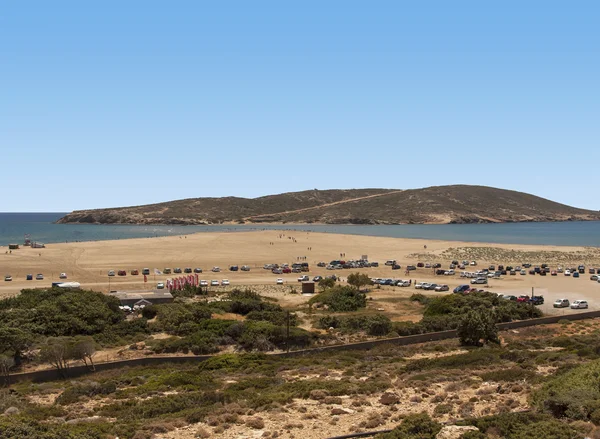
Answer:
[4,220,600,248]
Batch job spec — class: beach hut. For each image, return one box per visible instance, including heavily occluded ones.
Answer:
[301,281,315,294]
[8,244,19,250]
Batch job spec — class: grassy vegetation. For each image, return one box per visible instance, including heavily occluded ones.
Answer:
[5,320,600,438]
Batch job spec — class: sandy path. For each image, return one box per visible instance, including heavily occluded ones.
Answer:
[242,190,404,221]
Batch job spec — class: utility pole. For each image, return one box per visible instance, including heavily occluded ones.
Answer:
[286,311,290,353]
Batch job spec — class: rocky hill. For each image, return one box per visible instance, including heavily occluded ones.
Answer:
[57,185,600,225]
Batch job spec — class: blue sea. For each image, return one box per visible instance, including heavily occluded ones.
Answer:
[1,213,600,247]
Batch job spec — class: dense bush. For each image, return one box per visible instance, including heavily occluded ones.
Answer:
[318,314,393,336]
[0,289,123,338]
[460,412,580,439]
[309,285,366,312]
[457,309,499,346]
[0,418,113,439]
[533,358,600,421]
[151,303,212,334]
[424,292,542,322]
[375,413,442,438]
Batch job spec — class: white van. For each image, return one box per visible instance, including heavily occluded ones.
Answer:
[385,259,396,266]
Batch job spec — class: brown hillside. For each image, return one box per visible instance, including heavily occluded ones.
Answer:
[57,185,600,225]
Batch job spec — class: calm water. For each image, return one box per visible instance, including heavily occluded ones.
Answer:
[1,213,600,247]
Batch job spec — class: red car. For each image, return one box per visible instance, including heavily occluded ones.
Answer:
[551,270,557,276]
[118,270,127,276]
[516,295,530,303]
[282,267,291,273]
[131,269,139,275]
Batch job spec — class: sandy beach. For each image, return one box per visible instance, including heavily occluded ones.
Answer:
[1,230,600,313]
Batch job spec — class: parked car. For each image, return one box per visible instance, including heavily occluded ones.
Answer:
[406,265,416,271]
[282,267,292,274]
[522,263,532,268]
[212,267,221,272]
[108,270,115,276]
[398,280,411,287]
[174,268,182,274]
[4,275,12,282]
[551,270,557,276]
[156,282,165,289]
[571,300,588,309]
[553,299,570,308]
[573,272,580,278]
[276,278,284,285]
[417,262,424,268]
[194,268,203,273]
[392,264,401,270]
[578,265,586,274]
[520,269,526,275]
[444,270,455,276]
[272,268,283,274]
[590,268,596,274]
[298,275,310,282]
[434,284,449,292]
[454,284,470,293]
[26,274,33,280]
[471,277,488,285]
[317,262,327,267]
[528,269,536,275]
[591,275,599,281]
[516,295,530,303]
[210,280,219,286]
[510,270,516,275]
[530,296,544,305]
[564,270,571,276]
[184,268,192,273]
[415,282,427,289]
[131,269,139,275]
[36,273,44,280]
[502,295,518,301]
[424,283,438,291]
[199,280,208,287]
[59,272,67,279]
[221,279,230,286]
[163,268,172,274]
[370,262,379,267]
[313,276,323,282]
[385,260,396,266]
[142,268,150,275]
[118,270,126,276]
[241,265,251,271]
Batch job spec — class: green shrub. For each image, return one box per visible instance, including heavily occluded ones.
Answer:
[317,314,392,336]
[375,413,442,438]
[308,286,366,312]
[533,358,600,421]
[461,412,579,439]
[409,293,430,305]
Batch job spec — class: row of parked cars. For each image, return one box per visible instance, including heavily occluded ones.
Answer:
[5,272,67,281]
[322,260,379,270]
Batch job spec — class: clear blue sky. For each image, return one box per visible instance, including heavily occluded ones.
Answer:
[1,1,599,212]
